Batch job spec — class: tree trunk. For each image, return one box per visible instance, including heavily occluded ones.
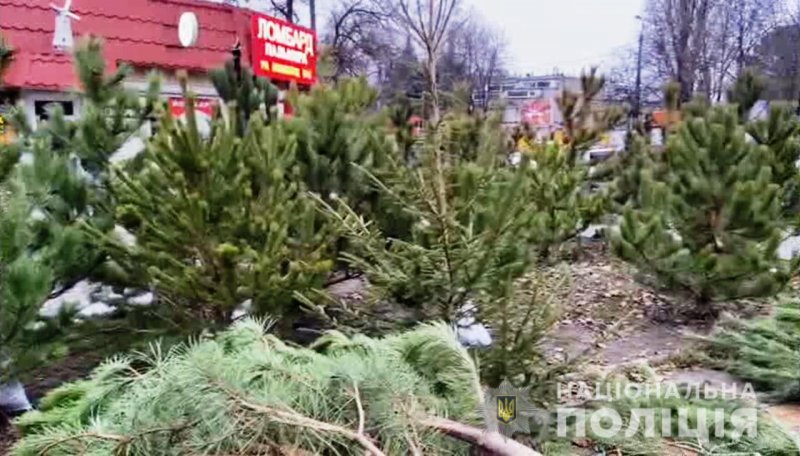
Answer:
[421,416,543,456]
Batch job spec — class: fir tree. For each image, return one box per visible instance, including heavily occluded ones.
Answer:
[106,89,334,328]
[613,103,797,316]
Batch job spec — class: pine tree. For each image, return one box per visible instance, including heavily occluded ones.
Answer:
[613,102,797,316]
[12,319,539,456]
[523,144,608,260]
[7,36,159,287]
[522,69,619,259]
[106,89,334,328]
[209,58,279,136]
[286,77,391,208]
[315,110,573,387]
[701,301,800,401]
[729,70,800,220]
[320,112,536,322]
[0,189,73,383]
[557,68,623,165]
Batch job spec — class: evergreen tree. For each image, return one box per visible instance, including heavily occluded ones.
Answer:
[286,77,391,207]
[209,58,279,135]
[316,111,571,387]
[321,112,535,322]
[523,144,608,260]
[613,103,797,316]
[106,90,333,328]
[701,301,800,401]
[557,68,623,165]
[12,319,538,456]
[0,188,78,383]
[7,36,159,287]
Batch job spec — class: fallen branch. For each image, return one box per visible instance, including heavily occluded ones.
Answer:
[420,416,542,456]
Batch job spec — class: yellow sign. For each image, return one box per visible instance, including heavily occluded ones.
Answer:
[516,137,534,153]
[496,395,517,424]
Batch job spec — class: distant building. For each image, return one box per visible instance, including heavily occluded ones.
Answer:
[0,0,315,133]
[473,74,582,129]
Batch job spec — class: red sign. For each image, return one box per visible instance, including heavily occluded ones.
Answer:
[251,13,317,86]
[521,100,552,127]
[168,98,215,119]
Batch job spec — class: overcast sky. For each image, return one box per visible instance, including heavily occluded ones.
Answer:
[295,0,647,76]
[469,0,646,75]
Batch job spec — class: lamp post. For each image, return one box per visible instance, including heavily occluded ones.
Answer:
[633,15,644,121]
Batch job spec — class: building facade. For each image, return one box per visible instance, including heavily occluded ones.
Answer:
[0,0,314,134]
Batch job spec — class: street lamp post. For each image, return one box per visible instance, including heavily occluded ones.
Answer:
[633,15,644,121]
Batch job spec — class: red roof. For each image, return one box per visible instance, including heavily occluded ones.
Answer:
[0,0,253,90]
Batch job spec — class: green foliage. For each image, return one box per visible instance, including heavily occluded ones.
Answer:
[0,190,74,382]
[209,60,279,135]
[523,145,608,260]
[614,103,797,315]
[557,68,623,164]
[701,301,800,401]
[106,95,334,328]
[317,111,576,387]
[321,115,536,322]
[586,381,798,455]
[287,78,392,206]
[13,319,482,455]
[8,36,159,285]
[727,68,766,123]
[478,269,567,391]
[607,134,659,208]
[747,103,800,218]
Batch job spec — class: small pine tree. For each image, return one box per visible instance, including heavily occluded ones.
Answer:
[106,90,334,328]
[557,67,623,165]
[321,112,536,322]
[0,190,73,383]
[316,110,572,387]
[286,77,392,207]
[614,102,797,316]
[209,58,279,135]
[523,144,608,260]
[7,36,159,286]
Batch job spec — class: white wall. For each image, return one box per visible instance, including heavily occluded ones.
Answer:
[19,90,82,130]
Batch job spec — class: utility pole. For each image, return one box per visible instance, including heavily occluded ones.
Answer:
[310,0,316,30]
[633,15,644,121]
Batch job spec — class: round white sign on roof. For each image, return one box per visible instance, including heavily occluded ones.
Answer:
[178,12,199,48]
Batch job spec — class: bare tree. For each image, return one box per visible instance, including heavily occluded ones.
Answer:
[643,0,714,102]
[383,0,462,123]
[642,0,781,102]
[453,15,507,110]
[324,0,388,79]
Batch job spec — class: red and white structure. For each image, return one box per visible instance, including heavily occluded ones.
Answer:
[0,0,315,129]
